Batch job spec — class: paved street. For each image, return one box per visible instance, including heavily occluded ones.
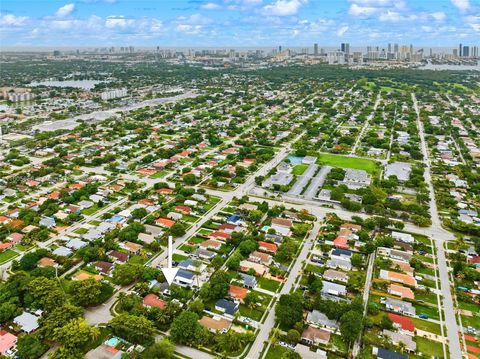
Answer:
[412,92,462,359]
[245,221,322,359]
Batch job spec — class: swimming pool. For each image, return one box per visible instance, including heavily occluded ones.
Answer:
[287,156,304,165]
[105,337,120,347]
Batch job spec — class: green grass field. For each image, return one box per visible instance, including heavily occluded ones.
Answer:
[258,277,281,292]
[316,153,379,175]
[292,164,309,175]
[415,336,445,357]
[0,249,18,264]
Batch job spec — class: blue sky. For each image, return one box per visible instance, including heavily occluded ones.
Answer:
[0,0,479,47]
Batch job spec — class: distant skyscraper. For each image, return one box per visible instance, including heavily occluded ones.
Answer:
[388,43,392,53]
[409,44,413,55]
[314,43,318,56]
[453,49,458,57]
[394,43,399,53]
[278,45,282,53]
[459,43,462,57]
[341,43,350,55]
[463,46,469,57]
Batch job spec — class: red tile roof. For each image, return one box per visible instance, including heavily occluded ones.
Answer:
[388,313,415,332]
[143,294,167,309]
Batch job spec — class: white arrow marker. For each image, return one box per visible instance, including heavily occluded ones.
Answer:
[162,236,179,285]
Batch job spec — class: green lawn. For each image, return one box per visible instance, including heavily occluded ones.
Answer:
[265,345,289,359]
[415,336,445,358]
[239,304,264,321]
[411,317,442,335]
[82,204,100,215]
[149,170,168,179]
[316,153,379,175]
[172,253,188,262]
[258,277,281,292]
[74,227,88,235]
[292,164,309,175]
[0,249,18,264]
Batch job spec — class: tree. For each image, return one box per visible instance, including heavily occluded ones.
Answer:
[351,253,364,269]
[238,239,258,256]
[170,311,202,345]
[286,329,300,344]
[53,318,100,349]
[183,174,197,185]
[69,278,102,307]
[25,277,67,312]
[142,338,175,359]
[170,223,186,237]
[340,310,363,345]
[200,271,230,301]
[275,294,303,329]
[16,334,48,359]
[0,301,17,323]
[112,263,143,285]
[39,304,84,338]
[132,207,148,219]
[188,300,205,315]
[109,314,155,344]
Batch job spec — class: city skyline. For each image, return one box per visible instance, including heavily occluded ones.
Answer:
[1,0,479,47]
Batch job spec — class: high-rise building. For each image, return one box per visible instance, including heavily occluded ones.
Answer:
[314,43,319,56]
[453,49,458,57]
[409,44,413,56]
[463,46,470,57]
[459,43,463,57]
[341,42,350,55]
[388,43,392,53]
[278,45,282,53]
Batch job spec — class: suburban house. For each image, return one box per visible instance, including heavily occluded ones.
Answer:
[301,326,331,346]
[388,284,415,300]
[155,218,175,228]
[380,270,417,287]
[306,310,339,332]
[0,330,17,356]
[200,239,222,251]
[239,273,257,288]
[372,347,408,359]
[215,299,239,317]
[239,260,267,276]
[391,231,415,244]
[249,250,272,265]
[385,298,416,316]
[14,312,40,333]
[258,241,278,254]
[119,241,143,254]
[322,269,349,283]
[108,250,129,264]
[94,261,114,275]
[174,269,196,287]
[199,316,232,334]
[143,294,167,309]
[388,313,416,334]
[382,330,416,353]
[228,285,248,303]
[321,281,347,297]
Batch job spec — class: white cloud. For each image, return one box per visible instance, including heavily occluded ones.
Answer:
[55,3,75,18]
[201,2,221,10]
[0,13,29,26]
[262,0,307,16]
[105,16,134,28]
[336,25,348,36]
[451,0,470,12]
[430,12,446,21]
[349,4,377,16]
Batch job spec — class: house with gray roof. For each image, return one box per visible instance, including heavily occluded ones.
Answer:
[384,162,412,183]
[14,312,39,333]
[306,310,339,332]
[385,298,416,316]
